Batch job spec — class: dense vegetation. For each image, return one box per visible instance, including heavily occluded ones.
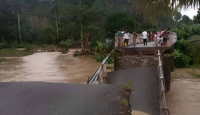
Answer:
[0,0,198,48]
[171,8,200,68]
[0,0,200,67]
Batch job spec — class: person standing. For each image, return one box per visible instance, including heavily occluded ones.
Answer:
[148,32,151,41]
[123,30,129,46]
[158,36,163,46]
[162,28,170,47]
[117,30,122,47]
[154,32,159,47]
[142,30,148,46]
[139,35,143,43]
[133,30,137,47]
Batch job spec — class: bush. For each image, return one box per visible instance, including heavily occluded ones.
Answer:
[187,35,200,43]
[0,43,6,49]
[94,54,114,64]
[59,38,74,47]
[174,39,188,54]
[172,49,191,68]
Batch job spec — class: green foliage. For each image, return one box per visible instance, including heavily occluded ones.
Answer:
[187,41,200,66]
[173,38,200,67]
[59,39,74,47]
[95,41,104,53]
[172,24,200,40]
[123,82,133,92]
[94,55,114,64]
[1,0,199,52]
[106,66,114,70]
[172,24,193,40]
[106,12,135,38]
[0,43,6,49]
[188,35,200,43]
[179,15,192,24]
[0,48,34,57]
[121,99,129,106]
[172,49,191,68]
[174,12,182,22]
[174,39,188,54]
[194,8,200,24]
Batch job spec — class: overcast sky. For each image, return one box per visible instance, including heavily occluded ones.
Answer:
[180,7,199,19]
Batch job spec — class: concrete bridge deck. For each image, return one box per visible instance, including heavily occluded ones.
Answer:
[108,66,160,115]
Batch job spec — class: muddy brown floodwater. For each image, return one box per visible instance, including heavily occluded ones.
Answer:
[167,68,200,115]
[0,51,101,84]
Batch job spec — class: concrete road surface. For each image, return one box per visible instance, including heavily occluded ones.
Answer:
[108,66,160,115]
[0,82,126,115]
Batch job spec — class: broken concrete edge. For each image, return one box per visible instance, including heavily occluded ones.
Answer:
[105,73,132,115]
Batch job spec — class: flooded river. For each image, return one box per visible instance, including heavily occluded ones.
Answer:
[167,68,200,115]
[0,51,101,84]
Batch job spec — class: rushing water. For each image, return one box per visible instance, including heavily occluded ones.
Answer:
[0,51,101,84]
[167,68,200,115]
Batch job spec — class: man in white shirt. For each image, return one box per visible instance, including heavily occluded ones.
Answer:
[123,31,129,46]
[142,31,148,46]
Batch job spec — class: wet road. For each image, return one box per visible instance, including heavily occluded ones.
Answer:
[108,66,159,115]
[0,51,101,83]
[0,82,125,115]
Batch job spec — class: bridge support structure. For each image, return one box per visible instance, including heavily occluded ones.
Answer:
[114,47,173,92]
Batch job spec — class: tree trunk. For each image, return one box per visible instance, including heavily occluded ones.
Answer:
[56,16,59,42]
[36,0,39,29]
[53,0,59,43]
[135,10,137,31]
[83,32,89,51]
[81,23,84,51]
[17,8,21,44]
[80,0,84,51]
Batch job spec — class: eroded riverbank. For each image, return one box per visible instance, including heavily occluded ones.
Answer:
[167,68,200,115]
[0,51,101,84]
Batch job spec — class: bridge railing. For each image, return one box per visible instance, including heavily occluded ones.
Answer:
[87,50,114,84]
[158,50,170,115]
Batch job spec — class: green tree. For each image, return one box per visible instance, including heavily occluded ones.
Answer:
[174,12,182,27]
[179,15,192,24]
[0,0,17,43]
[106,12,135,38]
[194,8,200,24]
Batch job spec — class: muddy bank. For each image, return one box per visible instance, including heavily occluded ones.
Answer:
[167,68,200,115]
[0,51,101,84]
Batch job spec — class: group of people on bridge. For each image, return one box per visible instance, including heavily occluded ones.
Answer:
[115,28,174,47]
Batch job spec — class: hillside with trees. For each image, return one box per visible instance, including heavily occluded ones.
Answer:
[0,0,200,55]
